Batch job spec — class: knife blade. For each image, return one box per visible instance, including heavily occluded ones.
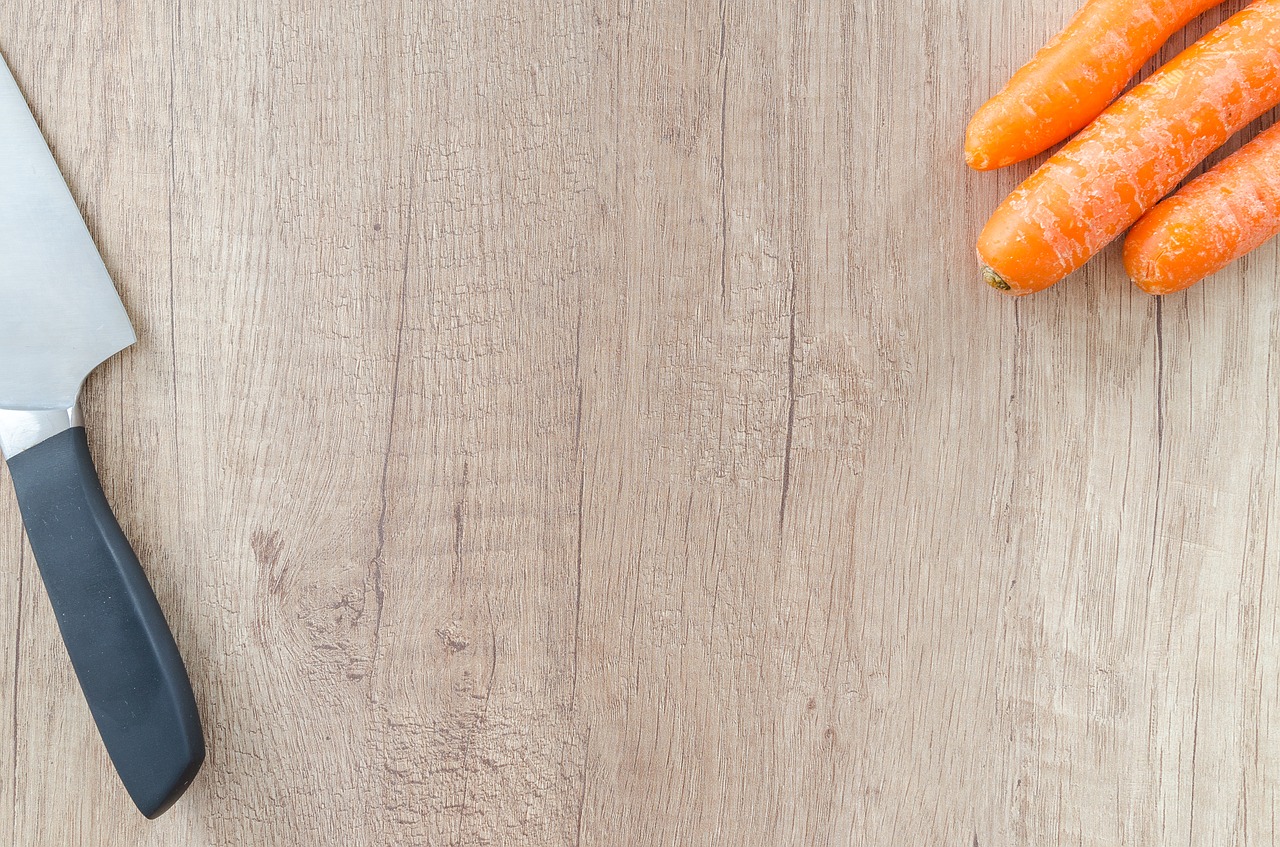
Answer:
[0,51,204,817]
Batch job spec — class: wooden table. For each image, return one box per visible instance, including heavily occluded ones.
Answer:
[0,0,1274,843]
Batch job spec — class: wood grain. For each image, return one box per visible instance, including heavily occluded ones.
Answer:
[0,0,1277,843]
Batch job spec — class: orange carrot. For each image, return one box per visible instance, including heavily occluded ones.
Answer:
[978,0,1280,295]
[1125,121,1280,293]
[966,0,1222,171]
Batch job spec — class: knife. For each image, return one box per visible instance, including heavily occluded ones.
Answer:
[0,52,203,816]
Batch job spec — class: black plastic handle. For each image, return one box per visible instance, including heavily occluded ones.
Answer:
[6,427,203,817]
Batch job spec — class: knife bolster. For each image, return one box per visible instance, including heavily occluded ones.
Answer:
[0,402,83,459]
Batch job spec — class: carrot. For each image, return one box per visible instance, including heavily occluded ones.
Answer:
[965,0,1223,171]
[1125,121,1280,293]
[977,0,1280,295]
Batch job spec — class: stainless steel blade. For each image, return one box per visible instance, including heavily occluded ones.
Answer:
[0,52,134,411]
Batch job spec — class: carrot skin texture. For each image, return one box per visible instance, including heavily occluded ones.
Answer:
[965,0,1222,171]
[1125,121,1280,293]
[977,0,1280,295]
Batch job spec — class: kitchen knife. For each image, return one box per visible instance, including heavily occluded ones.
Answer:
[0,52,203,816]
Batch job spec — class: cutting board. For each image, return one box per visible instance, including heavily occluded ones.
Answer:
[0,0,1274,843]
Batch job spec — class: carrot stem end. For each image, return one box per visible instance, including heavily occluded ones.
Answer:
[982,266,1013,292]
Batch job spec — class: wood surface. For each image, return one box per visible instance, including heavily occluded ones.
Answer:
[0,0,1277,843]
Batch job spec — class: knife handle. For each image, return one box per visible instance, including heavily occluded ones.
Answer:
[5,426,204,818]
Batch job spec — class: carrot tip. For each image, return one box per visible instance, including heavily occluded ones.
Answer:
[982,266,1013,292]
[965,149,999,171]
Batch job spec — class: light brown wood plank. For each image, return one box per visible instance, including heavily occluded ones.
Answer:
[0,0,1277,843]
